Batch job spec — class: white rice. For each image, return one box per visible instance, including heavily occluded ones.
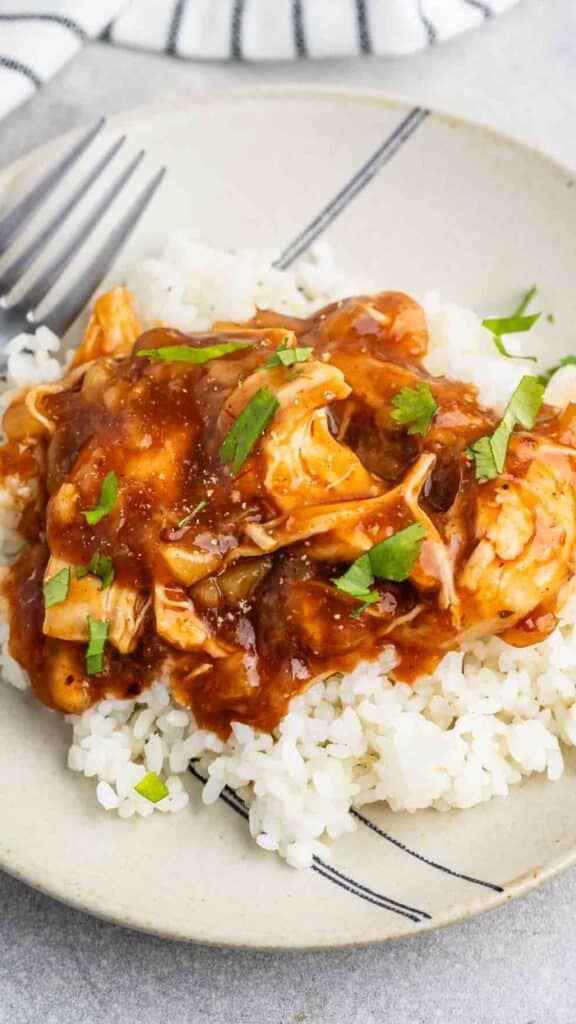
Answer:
[1,236,573,869]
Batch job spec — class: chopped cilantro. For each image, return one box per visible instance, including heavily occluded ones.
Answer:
[177,499,208,529]
[265,338,313,369]
[483,286,540,361]
[333,523,426,612]
[540,354,576,386]
[82,471,118,526]
[467,375,545,482]
[76,553,114,591]
[137,341,252,364]
[43,566,71,609]
[391,383,437,436]
[219,387,279,474]
[85,616,109,675]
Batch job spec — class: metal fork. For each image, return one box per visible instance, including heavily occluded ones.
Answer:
[0,119,165,344]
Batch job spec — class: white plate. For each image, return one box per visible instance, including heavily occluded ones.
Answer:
[1,87,576,949]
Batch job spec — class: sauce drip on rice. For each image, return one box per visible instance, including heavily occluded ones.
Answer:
[2,287,576,737]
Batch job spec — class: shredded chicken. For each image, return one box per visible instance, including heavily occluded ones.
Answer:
[2,285,576,737]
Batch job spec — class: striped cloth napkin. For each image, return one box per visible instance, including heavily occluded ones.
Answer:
[0,0,520,122]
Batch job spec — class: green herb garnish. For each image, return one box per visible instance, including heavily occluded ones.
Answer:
[540,354,576,386]
[332,555,378,605]
[76,553,114,591]
[82,471,118,526]
[43,566,71,609]
[265,338,313,369]
[219,387,279,474]
[513,285,537,318]
[483,286,540,360]
[137,341,252,364]
[177,499,208,530]
[333,523,426,613]
[467,375,545,483]
[134,771,169,804]
[391,383,437,436]
[85,616,109,675]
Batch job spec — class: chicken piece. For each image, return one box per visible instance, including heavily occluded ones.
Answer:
[458,436,576,639]
[330,352,493,445]
[302,293,430,364]
[240,454,458,613]
[43,555,149,653]
[71,287,141,367]
[0,362,91,444]
[219,360,382,512]
[42,641,92,714]
[263,363,382,512]
[153,582,231,657]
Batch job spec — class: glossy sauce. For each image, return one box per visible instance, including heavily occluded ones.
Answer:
[1,292,573,736]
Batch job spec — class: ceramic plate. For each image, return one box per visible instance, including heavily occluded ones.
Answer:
[1,87,576,949]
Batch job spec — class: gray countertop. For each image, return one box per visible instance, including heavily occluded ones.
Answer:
[1,1,575,1021]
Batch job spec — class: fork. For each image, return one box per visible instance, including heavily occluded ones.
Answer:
[0,119,165,345]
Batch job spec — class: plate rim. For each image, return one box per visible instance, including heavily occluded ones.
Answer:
[1,84,575,949]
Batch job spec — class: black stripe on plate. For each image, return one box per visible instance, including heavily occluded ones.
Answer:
[313,857,430,920]
[463,0,493,18]
[356,0,373,54]
[0,55,41,89]
[351,808,504,893]
[188,765,429,922]
[231,0,246,60]
[0,12,86,39]
[166,0,188,56]
[274,106,429,270]
[293,0,308,58]
[312,864,423,922]
[417,0,438,44]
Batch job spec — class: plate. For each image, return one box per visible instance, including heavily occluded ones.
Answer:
[1,87,576,949]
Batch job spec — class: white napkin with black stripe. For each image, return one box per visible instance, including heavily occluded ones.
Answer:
[0,0,520,122]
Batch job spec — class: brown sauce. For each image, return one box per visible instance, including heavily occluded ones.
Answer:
[2,290,575,736]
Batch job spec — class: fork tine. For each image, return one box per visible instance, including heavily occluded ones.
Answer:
[42,167,166,337]
[17,150,146,315]
[0,136,126,300]
[0,120,104,257]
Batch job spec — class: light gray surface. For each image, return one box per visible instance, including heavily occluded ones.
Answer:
[0,0,575,1021]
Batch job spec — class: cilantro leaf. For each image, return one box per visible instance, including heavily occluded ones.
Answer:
[82,471,118,526]
[177,499,208,530]
[331,554,376,604]
[391,383,437,436]
[505,374,546,428]
[490,332,538,361]
[483,313,541,339]
[368,523,427,582]
[85,616,109,675]
[467,375,545,483]
[466,436,500,482]
[76,553,114,591]
[512,285,537,317]
[333,523,426,610]
[43,566,71,609]
[351,598,381,619]
[540,354,576,386]
[134,772,169,804]
[483,286,540,361]
[137,341,252,364]
[219,387,279,474]
[265,338,314,369]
